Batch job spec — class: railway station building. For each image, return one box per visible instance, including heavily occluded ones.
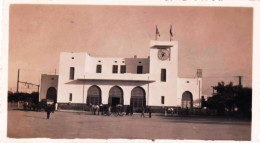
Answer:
[40,40,202,110]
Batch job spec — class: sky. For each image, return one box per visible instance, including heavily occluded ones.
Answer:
[8,5,253,97]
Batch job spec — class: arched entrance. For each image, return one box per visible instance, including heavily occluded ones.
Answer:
[87,85,102,105]
[181,91,193,109]
[130,86,146,108]
[46,87,57,103]
[108,86,123,106]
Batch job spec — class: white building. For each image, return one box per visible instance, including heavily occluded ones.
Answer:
[40,40,202,110]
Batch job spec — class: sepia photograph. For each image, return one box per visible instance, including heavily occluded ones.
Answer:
[6,4,253,141]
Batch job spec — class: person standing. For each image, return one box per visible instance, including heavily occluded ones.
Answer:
[148,106,152,118]
[141,107,145,118]
[100,104,104,115]
[126,105,129,115]
[130,105,133,116]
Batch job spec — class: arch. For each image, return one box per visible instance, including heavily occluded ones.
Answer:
[181,91,193,109]
[130,86,146,108]
[87,85,102,105]
[46,87,57,103]
[108,86,124,106]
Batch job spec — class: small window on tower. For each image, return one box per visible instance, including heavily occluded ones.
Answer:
[69,67,75,80]
[161,69,166,82]
[161,96,165,104]
[69,93,72,101]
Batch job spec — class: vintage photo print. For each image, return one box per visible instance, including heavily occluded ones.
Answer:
[1,0,260,143]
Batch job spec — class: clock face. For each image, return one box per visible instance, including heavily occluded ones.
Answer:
[158,49,170,61]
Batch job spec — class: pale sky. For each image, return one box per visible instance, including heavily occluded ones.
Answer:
[9,5,252,97]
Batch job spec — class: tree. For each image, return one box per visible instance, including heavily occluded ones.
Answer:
[205,81,252,118]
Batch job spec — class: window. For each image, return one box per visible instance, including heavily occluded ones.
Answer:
[161,96,165,104]
[69,93,72,101]
[161,69,166,82]
[69,67,75,80]
[120,65,126,73]
[96,65,102,73]
[112,65,118,73]
[137,66,143,74]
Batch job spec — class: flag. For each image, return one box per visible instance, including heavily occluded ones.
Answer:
[156,25,160,37]
[170,25,173,37]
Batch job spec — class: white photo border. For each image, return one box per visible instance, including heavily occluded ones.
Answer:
[1,0,260,143]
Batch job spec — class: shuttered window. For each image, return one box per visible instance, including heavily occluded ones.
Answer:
[161,69,166,82]
[161,96,165,104]
[96,65,102,73]
[137,66,143,74]
[120,65,126,73]
[69,67,75,80]
[69,93,72,101]
[112,65,118,73]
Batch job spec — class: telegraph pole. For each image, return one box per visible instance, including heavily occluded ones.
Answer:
[238,76,242,87]
[16,69,20,93]
[16,69,40,93]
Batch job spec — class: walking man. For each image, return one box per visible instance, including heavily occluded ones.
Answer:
[46,104,52,119]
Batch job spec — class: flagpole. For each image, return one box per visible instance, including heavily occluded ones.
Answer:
[170,25,173,41]
[156,25,157,40]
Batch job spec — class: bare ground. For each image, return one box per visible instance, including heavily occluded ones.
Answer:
[7,110,251,140]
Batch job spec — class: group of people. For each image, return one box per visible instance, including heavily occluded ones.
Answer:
[45,103,153,119]
[90,103,152,118]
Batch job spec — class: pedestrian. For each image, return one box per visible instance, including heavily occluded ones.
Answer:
[165,107,168,117]
[45,104,52,119]
[130,105,133,116]
[126,105,130,115]
[148,106,152,118]
[141,107,145,118]
[100,104,104,115]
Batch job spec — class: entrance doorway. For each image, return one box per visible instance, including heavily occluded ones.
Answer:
[108,86,123,106]
[181,91,193,109]
[46,87,57,103]
[112,97,120,106]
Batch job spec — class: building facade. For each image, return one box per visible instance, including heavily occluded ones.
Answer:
[40,40,202,110]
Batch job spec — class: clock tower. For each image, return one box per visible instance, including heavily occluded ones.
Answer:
[148,40,178,106]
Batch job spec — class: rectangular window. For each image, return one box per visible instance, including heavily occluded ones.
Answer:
[69,67,75,80]
[69,93,72,101]
[112,65,118,73]
[161,96,165,104]
[120,65,126,73]
[161,69,166,82]
[137,66,143,74]
[96,65,102,73]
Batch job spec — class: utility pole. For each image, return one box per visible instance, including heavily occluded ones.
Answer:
[16,69,20,93]
[16,69,40,93]
[238,76,242,87]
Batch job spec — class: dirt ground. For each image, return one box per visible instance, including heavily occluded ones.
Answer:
[7,110,251,140]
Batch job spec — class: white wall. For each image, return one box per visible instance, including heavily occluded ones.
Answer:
[56,41,202,108]
[57,52,87,103]
[148,41,178,106]
[39,74,58,101]
[57,52,150,104]
[177,77,202,108]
